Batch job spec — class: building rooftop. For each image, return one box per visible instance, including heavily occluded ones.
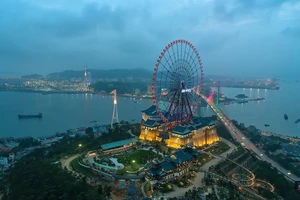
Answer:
[167,149,193,164]
[142,105,158,117]
[158,133,169,139]
[146,148,197,178]
[172,126,192,135]
[143,119,163,127]
[161,161,176,171]
[172,117,215,135]
[100,138,137,150]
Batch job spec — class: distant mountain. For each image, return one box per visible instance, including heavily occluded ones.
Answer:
[205,74,233,81]
[21,74,44,79]
[46,68,153,80]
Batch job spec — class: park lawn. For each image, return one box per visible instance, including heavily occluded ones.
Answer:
[197,154,214,167]
[70,157,95,176]
[116,150,162,172]
[205,141,230,155]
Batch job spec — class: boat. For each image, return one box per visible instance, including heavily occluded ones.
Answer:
[295,119,300,124]
[264,124,270,127]
[18,113,43,119]
[284,114,288,120]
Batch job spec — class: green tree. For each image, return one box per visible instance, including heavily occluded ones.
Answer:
[104,185,112,197]
[85,127,93,134]
[98,185,103,195]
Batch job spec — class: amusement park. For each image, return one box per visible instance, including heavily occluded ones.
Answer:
[57,39,282,200]
[2,0,300,199]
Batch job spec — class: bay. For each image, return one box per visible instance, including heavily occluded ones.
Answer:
[0,81,299,138]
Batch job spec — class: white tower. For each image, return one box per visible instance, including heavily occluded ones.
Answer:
[111,89,119,128]
[83,66,88,91]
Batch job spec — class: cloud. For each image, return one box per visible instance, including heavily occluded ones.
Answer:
[0,0,299,77]
[278,1,300,20]
[197,31,240,53]
[212,0,294,22]
[282,26,300,37]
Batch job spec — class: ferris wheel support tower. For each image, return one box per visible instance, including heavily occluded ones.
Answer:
[111,89,119,129]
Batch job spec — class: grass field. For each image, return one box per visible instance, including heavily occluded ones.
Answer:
[115,149,162,172]
[205,141,230,155]
[70,157,95,176]
[197,154,214,167]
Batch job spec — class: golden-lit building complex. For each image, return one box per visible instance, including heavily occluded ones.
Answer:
[139,106,219,148]
[146,147,198,184]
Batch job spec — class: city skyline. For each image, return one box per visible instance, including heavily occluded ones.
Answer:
[0,0,300,77]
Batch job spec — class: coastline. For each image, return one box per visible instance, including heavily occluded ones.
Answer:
[0,89,94,95]
[261,131,300,142]
[220,85,280,90]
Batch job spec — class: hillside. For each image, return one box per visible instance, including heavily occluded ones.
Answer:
[21,74,43,79]
[46,68,152,80]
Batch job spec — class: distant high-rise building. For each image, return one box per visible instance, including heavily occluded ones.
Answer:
[87,72,91,85]
[135,88,140,95]
[147,85,152,94]
[83,66,89,91]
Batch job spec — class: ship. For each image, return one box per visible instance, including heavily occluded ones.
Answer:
[284,114,288,120]
[264,124,270,127]
[18,113,43,119]
[134,100,141,104]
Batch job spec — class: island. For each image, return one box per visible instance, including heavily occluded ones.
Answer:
[235,94,248,98]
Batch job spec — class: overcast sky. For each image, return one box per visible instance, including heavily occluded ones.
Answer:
[0,0,299,77]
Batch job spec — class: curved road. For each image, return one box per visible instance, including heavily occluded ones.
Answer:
[61,154,79,174]
[201,94,300,181]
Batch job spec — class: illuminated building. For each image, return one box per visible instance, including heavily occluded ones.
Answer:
[146,147,198,184]
[139,106,219,148]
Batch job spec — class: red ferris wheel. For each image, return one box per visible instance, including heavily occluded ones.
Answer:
[152,39,204,126]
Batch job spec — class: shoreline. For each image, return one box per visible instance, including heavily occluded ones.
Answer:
[220,85,280,90]
[261,131,300,142]
[232,119,300,141]
[0,89,94,95]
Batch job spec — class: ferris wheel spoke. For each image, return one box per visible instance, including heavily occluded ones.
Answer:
[166,46,174,66]
[159,65,176,81]
[171,44,178,65]
[187,48,196,67]
[184,43,190,65]
[181,94,191,120]
[166,90,178,121]
[185,52,198,72]
[153,40,203,125]
[180,42,183,62]
[185,93,194,116]
[162,53,175,73]
[176,43,180,65]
